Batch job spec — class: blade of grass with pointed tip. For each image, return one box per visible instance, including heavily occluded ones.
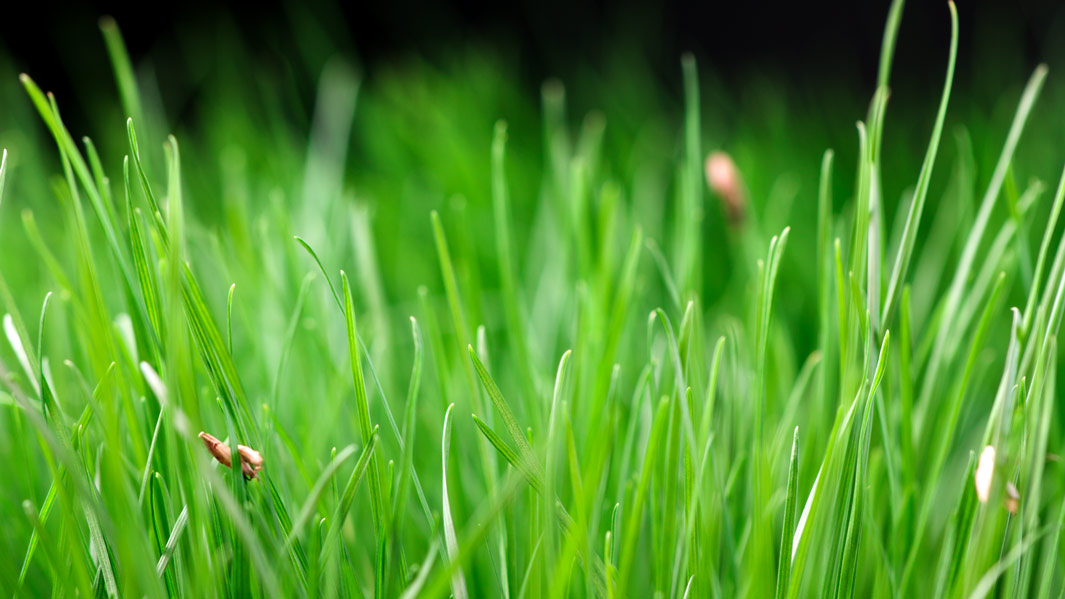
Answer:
[902,273,1008,590]
[431,211,479,401]
[99,17,146,134]
[492,120,539,409]
[882,1,958,327]
[678,53,702,294]
[295,238,433,529]
[387,316,428,583]
[340,269,386,597]
[473,414,544,494]
[469,345,544,483]
[875,0,906,90]
[1022,164,1065,336]
[917,63,1047,431]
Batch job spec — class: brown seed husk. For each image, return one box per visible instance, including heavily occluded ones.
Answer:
[199,431,263,480]
[705,151,747,226]
[1004,482,1020,514]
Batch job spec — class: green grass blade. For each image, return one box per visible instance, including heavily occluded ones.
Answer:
[473,414,544,494]
[287,444,358,546]
[881,0,958,326]
[1022,164,1065,335]
[469,344,545,482]
[775,427,800,599]
[323,429,379,552]
[441,403,470,599]
[341,270,385,535]
[491,120,539,406]
[0,149,7,205]
[875,0,906,90]
[99,17,146,133]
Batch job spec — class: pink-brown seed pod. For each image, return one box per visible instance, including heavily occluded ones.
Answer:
[705,151,746,226]
[1004,482,1020,514]
[199,431,263,480]
[238,445,263,470]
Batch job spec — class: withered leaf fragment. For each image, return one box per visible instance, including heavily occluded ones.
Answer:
[199,431,264,480]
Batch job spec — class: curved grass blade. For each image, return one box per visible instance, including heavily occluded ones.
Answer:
[468,345,544,482]
[881,0,959,326]
[0,149,7,205]
[473,414,543,494]
[287,445,358,546]
[441,403,469,599]
[341,271,385,533]
[155,505,189,576]
[323,429,379,552]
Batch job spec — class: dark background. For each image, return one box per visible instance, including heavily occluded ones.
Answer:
[5,0,1064,112]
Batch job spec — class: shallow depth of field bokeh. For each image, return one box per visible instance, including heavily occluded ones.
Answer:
[2,1,1065,597]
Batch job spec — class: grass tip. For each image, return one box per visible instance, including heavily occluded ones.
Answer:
[542,78,564,98]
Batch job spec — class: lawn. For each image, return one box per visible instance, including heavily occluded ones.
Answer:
[1,1,1065,597]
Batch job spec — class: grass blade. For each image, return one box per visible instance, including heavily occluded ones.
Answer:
[775,427,800,599]
[441,403,469,599]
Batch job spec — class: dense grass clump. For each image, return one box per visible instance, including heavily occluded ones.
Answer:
[3,1,1065,597]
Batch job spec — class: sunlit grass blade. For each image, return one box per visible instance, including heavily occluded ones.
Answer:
[441,403,469,599]
[288,444,358,546]
[469,344,544,482]
[775,427,800,599]
[0,149,7,204]
[473,414,544,494]
[323,429,379,552]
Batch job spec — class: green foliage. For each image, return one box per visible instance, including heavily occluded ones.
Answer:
[2,3,1065,598]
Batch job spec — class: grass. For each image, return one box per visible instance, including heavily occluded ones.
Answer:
[2,1,1065,597]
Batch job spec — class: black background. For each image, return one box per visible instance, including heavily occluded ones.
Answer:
[2,0,1064,132]
[6,1,1064,85]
